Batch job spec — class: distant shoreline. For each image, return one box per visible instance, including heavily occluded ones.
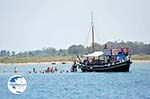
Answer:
[132,60,150,63]
[0,61,73,65]
[0,60,150,65]
[0,55,150,65]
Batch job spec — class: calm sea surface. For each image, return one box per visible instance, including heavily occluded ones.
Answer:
[0,62,150,99]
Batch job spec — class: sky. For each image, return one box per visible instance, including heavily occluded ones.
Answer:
[0,0,150,52]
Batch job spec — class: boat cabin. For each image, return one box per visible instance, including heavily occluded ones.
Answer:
[80,48,130,66]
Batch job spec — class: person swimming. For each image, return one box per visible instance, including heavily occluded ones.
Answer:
[14,67,18,73]
[33,68,37,73]
[46,67,51,73]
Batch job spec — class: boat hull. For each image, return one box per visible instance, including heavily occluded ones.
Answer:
[81,60,132,72]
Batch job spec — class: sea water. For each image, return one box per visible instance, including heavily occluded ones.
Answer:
[0,62,150,99]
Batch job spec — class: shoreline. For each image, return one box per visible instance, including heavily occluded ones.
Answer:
[0,60,150,65]
[132,60,150,63]
[0,61,73,65]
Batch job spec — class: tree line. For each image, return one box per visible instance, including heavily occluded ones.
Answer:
[0,41,150,57]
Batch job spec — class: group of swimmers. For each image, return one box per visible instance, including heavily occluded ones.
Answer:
[13,67,70,74]
[45,67,58,73]
[28,67,58,74]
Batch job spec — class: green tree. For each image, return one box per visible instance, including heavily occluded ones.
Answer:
[68,44,85,55]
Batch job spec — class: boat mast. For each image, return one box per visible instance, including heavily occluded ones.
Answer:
[91,12,95,52]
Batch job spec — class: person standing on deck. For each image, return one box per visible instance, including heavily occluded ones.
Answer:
[103,45,111,64]
[83,57,90,65]
[76,55,82,63]
[117,48,126,62]
[91,57,96,65]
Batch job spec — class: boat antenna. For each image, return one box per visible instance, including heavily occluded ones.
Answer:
[91,12,95,52]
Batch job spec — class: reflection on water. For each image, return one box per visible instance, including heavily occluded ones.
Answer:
[0,62,150,99]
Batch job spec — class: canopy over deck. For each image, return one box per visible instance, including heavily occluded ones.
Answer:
[84,51,104,57]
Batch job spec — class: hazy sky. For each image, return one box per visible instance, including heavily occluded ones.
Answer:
[0,0,150,52]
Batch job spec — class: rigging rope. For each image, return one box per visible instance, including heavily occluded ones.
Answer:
[84,24,92,47]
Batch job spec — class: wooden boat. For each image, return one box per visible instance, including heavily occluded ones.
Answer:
[74,12,132,72]
[80,60,132,72]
